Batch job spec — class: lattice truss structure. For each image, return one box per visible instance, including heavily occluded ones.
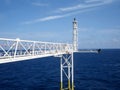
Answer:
[0,38,73,60]
[60,53,74,90]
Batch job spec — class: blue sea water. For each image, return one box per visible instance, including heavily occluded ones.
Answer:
[0,49,120,90]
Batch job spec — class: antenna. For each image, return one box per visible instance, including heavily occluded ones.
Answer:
[73,18,78,51]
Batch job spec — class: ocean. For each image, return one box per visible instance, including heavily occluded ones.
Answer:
[0,49,120,90]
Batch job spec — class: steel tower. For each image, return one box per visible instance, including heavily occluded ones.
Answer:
[60,18,78,90]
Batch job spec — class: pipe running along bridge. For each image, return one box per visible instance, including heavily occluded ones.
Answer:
[0,19,97,90]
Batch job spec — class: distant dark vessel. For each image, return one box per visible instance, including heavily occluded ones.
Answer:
[97,49,101,53]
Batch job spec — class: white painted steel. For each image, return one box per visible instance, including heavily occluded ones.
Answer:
[71,52,74,90]
[73,18,78,51]
[0,38,73,64]
[60,52,74,90]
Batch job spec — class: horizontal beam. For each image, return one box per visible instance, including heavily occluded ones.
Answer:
[0,38,72,45]
[0,52,67,64]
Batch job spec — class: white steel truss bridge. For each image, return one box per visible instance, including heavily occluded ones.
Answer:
[0,38,73,64]
[0,37,75,90]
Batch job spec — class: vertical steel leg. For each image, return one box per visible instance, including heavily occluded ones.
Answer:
[60,52,74,90]
[14,40,19,58]
[71,52,74,90]
[60,55,63,90]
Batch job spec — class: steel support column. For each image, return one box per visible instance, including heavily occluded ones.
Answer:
[60,52,74,90]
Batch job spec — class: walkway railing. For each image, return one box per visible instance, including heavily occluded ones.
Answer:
[0,38,73,63]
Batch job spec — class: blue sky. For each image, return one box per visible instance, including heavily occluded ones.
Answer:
[0,0,120,49]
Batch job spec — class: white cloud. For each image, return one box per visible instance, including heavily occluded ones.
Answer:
[57,0,114,13]
[22,0,115,24]
[32,2,48,6]
[22,8,95,24]
[22,15,66,24]
[40,15,64,21]
[85,0,102,3]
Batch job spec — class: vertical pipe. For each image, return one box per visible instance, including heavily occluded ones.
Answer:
[32,42,35,56]
[44,43,47,53]
[68,63,71,90]
[14,39,19,58]
[71,52,74,90]
[60,55,63,90]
